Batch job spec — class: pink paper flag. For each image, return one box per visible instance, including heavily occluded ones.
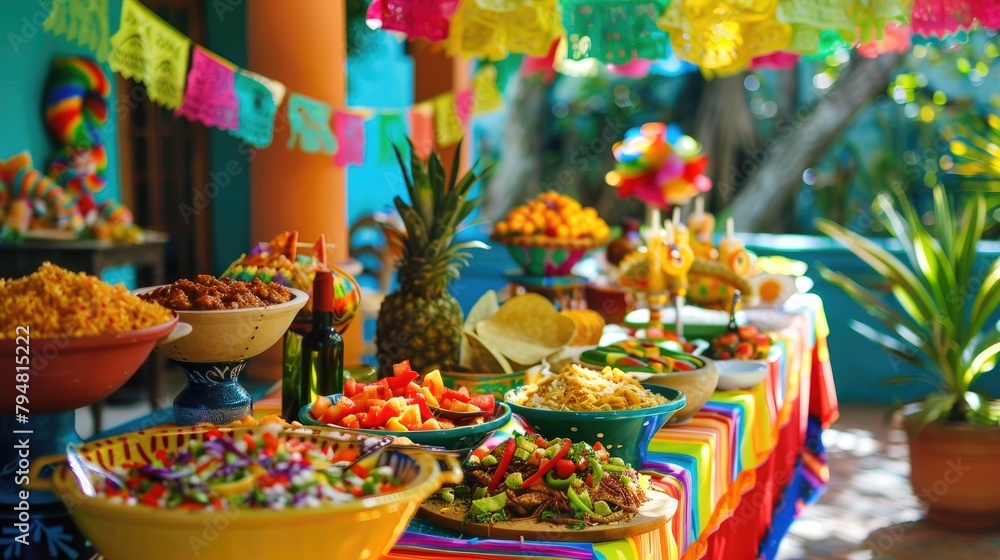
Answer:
[520,40,559,84]
[455,89,474,127]
[175,47,239,130]
[332,110,367,168]
[973,1,1000,29]
[375,0,459,41]
[912,0,974,37]
[750,52,800,70]
[410,104,435,160]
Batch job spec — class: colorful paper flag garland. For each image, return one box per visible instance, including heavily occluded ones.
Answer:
[48,0,507,164]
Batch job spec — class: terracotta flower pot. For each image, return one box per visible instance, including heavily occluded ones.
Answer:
[906,418,1000,530]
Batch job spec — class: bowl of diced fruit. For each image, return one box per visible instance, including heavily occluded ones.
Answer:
[706,325,773,391]
[300,361,512,453]
[491,192,611,277]
[706,325,772,361]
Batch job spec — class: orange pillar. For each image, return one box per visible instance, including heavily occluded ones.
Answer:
[246,1,362,372]
[409,42,471,169]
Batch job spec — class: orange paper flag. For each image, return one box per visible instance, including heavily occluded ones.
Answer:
[410,103,435,160]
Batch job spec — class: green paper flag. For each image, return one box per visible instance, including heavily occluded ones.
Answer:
[286,93,337,155]
[45,0,111,61]
[377,112,409,164]
[230,70,285,149]
[560,0,669,63]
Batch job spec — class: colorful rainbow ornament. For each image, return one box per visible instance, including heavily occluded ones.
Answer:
[606,122,711,209]
[0,152,82,233]
[42,56,111,198]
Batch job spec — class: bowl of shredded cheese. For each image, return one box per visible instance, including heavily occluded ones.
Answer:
[504,364,685,467]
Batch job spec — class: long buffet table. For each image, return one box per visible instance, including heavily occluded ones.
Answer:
[382,293,838,560]
[90,293,837,560]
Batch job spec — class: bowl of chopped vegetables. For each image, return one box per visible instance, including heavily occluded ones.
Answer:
[27,422,462,560]
[299,361,513,453]
[505,365,686,467]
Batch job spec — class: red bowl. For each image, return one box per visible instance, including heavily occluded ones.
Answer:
[0,315,179,415]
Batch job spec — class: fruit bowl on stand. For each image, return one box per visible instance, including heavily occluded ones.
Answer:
[498,235,604,277]
[491,191,610,279]
[132,286,308,425]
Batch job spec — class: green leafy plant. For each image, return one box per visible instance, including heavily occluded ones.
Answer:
[816,185,1000,433]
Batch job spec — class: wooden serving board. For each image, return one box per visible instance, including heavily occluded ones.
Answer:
[417,489,676,543]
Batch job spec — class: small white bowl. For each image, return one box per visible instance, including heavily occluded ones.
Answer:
[741,308,796,332]
[715,360,769,390]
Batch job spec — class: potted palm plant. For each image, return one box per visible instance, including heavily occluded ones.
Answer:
[816,185,1000,530]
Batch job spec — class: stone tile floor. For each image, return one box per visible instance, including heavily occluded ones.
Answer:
[79,396,1000,559]
[776,405,1000,560]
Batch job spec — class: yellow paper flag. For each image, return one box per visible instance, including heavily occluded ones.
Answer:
[110,0,191,110]
[45,0,111,61]
[472,66,504,115]
[433,93,464,147]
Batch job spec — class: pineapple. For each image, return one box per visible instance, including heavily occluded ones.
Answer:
[376,139,491,375]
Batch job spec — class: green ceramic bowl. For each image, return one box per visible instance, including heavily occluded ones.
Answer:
[504,384,686,468]
[440,369,528,398]
[299,397,512,452]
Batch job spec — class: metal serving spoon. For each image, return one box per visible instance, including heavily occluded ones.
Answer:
[66,444,125,497]
[727,289,742,332]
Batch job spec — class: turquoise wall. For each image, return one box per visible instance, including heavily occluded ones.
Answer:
[0,0,122,203]
[346,32,413,229]
[204,2,250,274]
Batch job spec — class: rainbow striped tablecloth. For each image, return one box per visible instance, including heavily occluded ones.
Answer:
[383,293,838,560]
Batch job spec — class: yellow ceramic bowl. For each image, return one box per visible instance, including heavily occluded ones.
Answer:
[28,425,461,560]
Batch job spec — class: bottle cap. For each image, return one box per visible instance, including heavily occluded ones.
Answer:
[312,270,335,313]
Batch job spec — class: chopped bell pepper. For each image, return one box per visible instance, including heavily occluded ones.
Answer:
[543,471,576,490]
[522,438,571,489]
[488,440,516,493]
[567,485,594,515]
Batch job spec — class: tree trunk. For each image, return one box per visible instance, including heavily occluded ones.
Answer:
[726,52,903,232]
[483,73,549,223]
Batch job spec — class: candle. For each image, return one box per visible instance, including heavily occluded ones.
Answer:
[647,208,665,294]
[719,216,751,275]
[671,206,690,247]
[688,196,715,244]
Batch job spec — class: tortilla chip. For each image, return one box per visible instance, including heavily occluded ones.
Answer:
[561,309,606,346]
[460,290,501,367]
[464,290,500,330]
[460,329,513,373]
[475,293,577,367]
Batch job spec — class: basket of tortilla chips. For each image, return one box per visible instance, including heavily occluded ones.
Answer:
[442,292,581,396]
